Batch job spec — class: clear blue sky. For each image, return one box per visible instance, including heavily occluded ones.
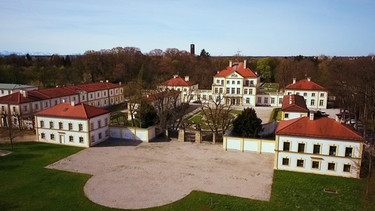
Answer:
[1,0,374,56]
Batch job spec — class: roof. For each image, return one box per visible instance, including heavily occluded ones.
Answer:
[276,116,363,141]
[285,78,326,91]
[160,76,196,87]
[35,102,109,119]
[281,94,308,113]
[215,62,257,78]
[146,89,181,102]
[0,81,121,104]
[0,83,37,90]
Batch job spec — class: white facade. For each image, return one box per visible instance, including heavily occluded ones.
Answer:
[256,93,284,107]
[274,135,363,178]
[35,113,110,147]
[282,111,308,120]
[285,90,327,110]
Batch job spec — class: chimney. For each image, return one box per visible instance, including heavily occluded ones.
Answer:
[307,77,311,82]
[173,74,178,78]
[293,78,296,84]
[22,90,27,98]
[184,76,189,81]
[62,99,65,103]
[309,112,314,120]
[71,101,75,106]
[244,60,247,68]
[106,79,109,83]
[100,80,103,83]
[119,81,122,86]
[229,60,233,67]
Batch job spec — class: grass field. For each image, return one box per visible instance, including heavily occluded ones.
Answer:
[0,142,371,211]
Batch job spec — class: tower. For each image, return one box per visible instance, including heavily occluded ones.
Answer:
[190,44,195,55]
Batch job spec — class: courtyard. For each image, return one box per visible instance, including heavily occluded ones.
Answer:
[48,140,274,210]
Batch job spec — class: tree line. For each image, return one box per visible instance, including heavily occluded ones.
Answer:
[1,47,375,128]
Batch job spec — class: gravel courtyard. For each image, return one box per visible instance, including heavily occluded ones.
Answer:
[48,140,274,210]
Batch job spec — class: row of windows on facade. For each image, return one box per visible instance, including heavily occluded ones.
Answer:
[39,119,108,131]
[288,92,325,98]
[40,130,109,142]
[215,79,255,86]
[282,158,352,172]
[283,142,354,157]
[214,87,254,95]
[257,97,283,104]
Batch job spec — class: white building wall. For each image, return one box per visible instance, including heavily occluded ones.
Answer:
[275,135,363,178]
[282,111,308,120]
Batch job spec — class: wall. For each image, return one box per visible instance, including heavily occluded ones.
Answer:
[109,125,159,142]
[223,135,275,154]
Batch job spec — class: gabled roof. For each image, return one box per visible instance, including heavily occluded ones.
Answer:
[0,92,35,104]
[66,82,120,92]
[276,117,363,141]
[281,94,308,113]
[35,102,109,119]
[285,78,326,91]
[160,76,196,87]
[215,62,257,78]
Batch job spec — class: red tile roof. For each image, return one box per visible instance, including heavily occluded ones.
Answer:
[160,76,196,87]
[215,62,257,78]
[285,79,326,91]
[66,82,120,92]
[0,92,35,104]
[281,94,308,112]
[276,117,363,141]
[35,102,109,119]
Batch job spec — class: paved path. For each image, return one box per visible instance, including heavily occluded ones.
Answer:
[48,141,274,209]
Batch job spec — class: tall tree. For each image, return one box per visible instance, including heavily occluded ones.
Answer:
[232,108,262,138]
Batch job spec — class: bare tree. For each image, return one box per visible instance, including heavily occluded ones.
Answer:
[200,94,234,144]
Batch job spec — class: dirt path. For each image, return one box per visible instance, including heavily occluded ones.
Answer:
[48,141,274,209]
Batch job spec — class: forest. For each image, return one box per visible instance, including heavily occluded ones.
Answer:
[0,47,374,129]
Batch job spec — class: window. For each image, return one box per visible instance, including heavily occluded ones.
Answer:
[59,122,63,129]
[69,136,74,142]
[264,97,268,104]
[23,105,27,112]
[221,80,224,85]
[313,144,321,154]
[54,100,58,105]
[41,133,45,139]
[91,135,95,142]
[40,121,44,128]
[231,88,235,94]
[328,162,335,171]
[284,113,289,119]
[296,92,300,95]
[343,164,351,172]
[304,93,307,97]
[244,89,248,94]
[246,98,250,104]
[279,98,283,104]
[98,120,102,128]
[90,122,94,130]
[219,88,223,93]
[50,134,55,140]
[49,121,54,129]
[226,88,230,94]
[236,88,240,94]
[68,123,73,130]
[232,81,235,84]
[329,146,337,156]
[271,98,275,104]
[79,137,84,143]
[1,106,4,112]
[79,124,83,131]
[310,99,315,106]
[258,97,262,103]
[312,161,320,169]
[320,93,324,97]
[99,133,102,139]
[298,143,305,153]
[214,88,218,94]
[216,79,220,84]
[319,100,324,106]
[226,80,229,84]
[105,129,109,137]
[345,147,353,157]
[250,80,254,86]
[287,92,292,95]
[312,93,315,97]
[297,159,304,167]
[282,158,289,166]
[237,80,240,84]
[249,89,253,95]
[283,142,290,151]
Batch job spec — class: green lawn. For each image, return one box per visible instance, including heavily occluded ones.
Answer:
[0,142,371,211]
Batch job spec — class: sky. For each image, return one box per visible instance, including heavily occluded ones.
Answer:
[0,0,374,56]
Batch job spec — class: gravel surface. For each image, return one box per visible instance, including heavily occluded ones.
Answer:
[48,141,274,209]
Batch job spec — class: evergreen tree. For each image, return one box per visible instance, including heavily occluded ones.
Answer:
[232,108,262,138]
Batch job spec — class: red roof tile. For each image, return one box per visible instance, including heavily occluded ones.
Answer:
[281,95,308,112]
[215,62,257,78]
[0,92,34,104]
[66,82,120,92]
[276,117,363,141]
[285,79,326,91]
[160,76,196,87]
[35,102,109,119]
